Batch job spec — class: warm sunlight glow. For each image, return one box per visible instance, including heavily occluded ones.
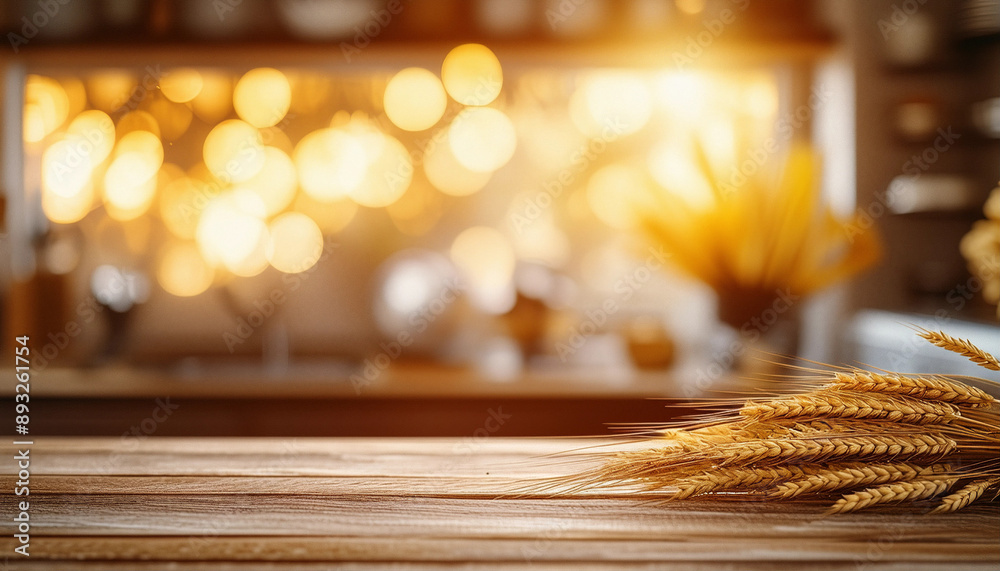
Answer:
[570,72,651,137]
[24,75,69,143]
[67,110,115,166]
[587,163,650,229]
[242,146,297,217]
[294,128,368,201]
[450,226,516,313]
[234,67,292,128]
[103,152,160,220]
[203,119,266,183]
[191,71,233,123]
[441,43,503,106]
[448,107,516,173]
[424,131,492,197]
[157,241,214,297]
[266,212,324,274]
[384,67,447,132]
[195,190,269,277]
[159,68,204,103]
[351,134,412,208]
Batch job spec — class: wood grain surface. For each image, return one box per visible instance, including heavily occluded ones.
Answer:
[0,437,997,570]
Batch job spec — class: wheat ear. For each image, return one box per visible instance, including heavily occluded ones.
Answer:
[666,465,812,499]
[916,329,1000,371]
[928,477,1000,514]
[827,372,997,408]
[740,392,959,425]
[827,475,957,514]
[712,432,956,467]
[769,462,926,499]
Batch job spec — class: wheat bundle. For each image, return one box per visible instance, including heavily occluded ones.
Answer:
[543,330,999,514]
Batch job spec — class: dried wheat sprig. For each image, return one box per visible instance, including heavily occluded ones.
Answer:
[663,465,814,498]
[768,462,928,499]
[916,329,1000,372]
[827,476,958,515]
[928,477,1000,514]
[827,372,997,408]
[740,392,960,425]
[676,431,957,469]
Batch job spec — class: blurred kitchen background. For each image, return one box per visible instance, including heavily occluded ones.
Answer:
[1,0,998,436]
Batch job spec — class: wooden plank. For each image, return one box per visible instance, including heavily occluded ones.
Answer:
[0,437,995,568]
[1,493,996,540]
[0,535,996,564]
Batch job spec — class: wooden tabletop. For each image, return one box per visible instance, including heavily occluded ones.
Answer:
[1,437,998,570]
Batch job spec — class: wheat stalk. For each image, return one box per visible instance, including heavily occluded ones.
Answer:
[540,329,998,514]
[928,477,1000,514]
[661,465,812,498]
[827,476,957,514]
[740,392,960,425]
[916,329,1000,371]
[827,372,997,408]
[768,462,928,499]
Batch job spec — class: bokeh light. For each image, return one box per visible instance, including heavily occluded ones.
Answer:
[351,134,412,208]
[159,68,204,103]
[85,71,134,113]
[294,128,367,201]
[195,190,269,277]
[648,142,715,210]
[157,241,214,297]
[586,163,650,229]
[191,71,233,123]
[148,97,193,141]
[203,119,266,183]
[387,183,444,236]
[384,67,447,132]
[441,43,503,105]
[42,139,94,199]
[234,67,292,128]
[103,152,160,220]
[242,146,298,217]
[115,130,164,165]
[450,226,516,313]
[116,110,161,139]
[448,107,516,173]
[266,212,324,273]
[67,110,115,166]
[159,177,206,240]
[423,131,492,197]
[570,72,651,137]
[293,193,357,234]
[42,178,94,224]
[24,75,69,143]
